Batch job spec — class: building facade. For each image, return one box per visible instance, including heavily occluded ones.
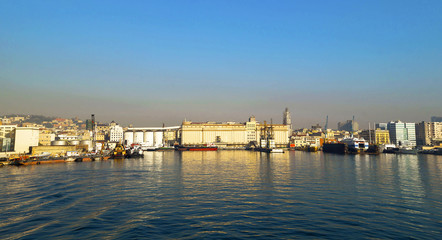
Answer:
[375,130,390,145]
[14,127,40,153]
[388,121,416,147]
[181,117,290,147]
[39,130,56,146]
[416,121,442,146]
[124,126,181,147]
[0,125,16,152]
[110,125,124,142]
[338,120,359,132]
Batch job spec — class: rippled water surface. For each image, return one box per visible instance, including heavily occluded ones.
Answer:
[1,151,442,239]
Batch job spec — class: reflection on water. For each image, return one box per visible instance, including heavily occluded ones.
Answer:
[0,151,441,239]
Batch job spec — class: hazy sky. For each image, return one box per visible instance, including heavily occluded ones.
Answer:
[1,0,441,128]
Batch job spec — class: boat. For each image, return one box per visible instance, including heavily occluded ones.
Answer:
[308,145,318,152]
[175,145,218,151]
[420,148,442,155]
[156,147,175,151]
[10,155,66,166]
[126,145,144,158]
[383,144,399,153]
[322,142,347,154]
[143,146,158,151]
[366,144,382,154]
[397,147,418,154]
[111,143,127,159]
[341,137,369,153]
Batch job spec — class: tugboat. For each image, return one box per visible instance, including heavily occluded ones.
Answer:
[111,143,126,159]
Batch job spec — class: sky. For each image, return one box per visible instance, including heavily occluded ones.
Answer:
[1,0,441,128]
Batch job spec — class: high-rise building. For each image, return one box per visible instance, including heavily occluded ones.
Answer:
[388,121,416,147]
[376,123,388,130]
[416,121,442,146]
[338,120,359,132]
[283,108,292,133]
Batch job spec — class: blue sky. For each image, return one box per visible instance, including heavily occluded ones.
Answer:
[1,0,441,128]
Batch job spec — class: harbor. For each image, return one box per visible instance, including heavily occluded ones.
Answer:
[1,151,441,239]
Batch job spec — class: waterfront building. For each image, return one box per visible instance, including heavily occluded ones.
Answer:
[416,121,442,146]
[338,120,359,132]
[180,117,290,148]
[388,121,416,147]
[360,129,390,144]
[246,116,257,143]
[0,125,17,152]
[39,130,56,146]
[290,134,320,148]
[375,129,390,145]
[14,127,40,153]
[109,124,124,142]
[124,126,181,147]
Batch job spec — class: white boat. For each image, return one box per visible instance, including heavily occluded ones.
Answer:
[270,149,284,153]
[397,147,418,154]
[143,146,158,151]
[341,137,369,153]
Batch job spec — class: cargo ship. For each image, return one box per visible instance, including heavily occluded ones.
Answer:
[175,145,218,151]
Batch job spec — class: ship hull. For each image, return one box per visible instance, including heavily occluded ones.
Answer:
[175,146,218,151]
[322,143,347,154]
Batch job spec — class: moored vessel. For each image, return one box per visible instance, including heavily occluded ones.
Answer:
[111,143,127,159]
[322,142,347,154]
[175,145,218,151]
[341,137,369,153]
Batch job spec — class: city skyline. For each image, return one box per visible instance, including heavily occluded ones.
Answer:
[1,1,441,128]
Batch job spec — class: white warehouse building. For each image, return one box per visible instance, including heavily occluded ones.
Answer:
[124,126,181,148]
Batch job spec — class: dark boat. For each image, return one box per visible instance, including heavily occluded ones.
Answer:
[322,142,347,154]
[175,145,218,151]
